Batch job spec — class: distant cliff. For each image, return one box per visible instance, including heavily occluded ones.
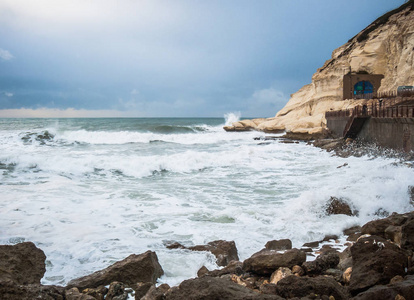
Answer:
[225,1,414,138]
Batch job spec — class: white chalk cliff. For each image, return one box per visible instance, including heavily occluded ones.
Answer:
[225,1,414,137]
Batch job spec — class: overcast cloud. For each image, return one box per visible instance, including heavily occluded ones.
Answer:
[0,0,406,118]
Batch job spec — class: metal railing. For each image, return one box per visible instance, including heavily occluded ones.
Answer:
[326,103,414,119]
[352,90,414,100]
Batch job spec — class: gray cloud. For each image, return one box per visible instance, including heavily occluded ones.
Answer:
[0,48,13,61]
[0,0,406,117]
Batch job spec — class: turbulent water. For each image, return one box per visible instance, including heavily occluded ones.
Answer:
[0,115,413,287]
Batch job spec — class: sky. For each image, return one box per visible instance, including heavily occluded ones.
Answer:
[0,0,407,118]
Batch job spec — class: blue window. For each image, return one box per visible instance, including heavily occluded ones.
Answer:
[353,81,373,95]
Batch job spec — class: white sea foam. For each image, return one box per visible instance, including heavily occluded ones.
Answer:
[0,118,413,287]
[224,112,241,126]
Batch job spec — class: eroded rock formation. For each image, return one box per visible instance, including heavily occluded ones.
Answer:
[225,1,414,138]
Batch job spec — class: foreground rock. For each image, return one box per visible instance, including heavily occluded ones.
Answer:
[166,240,239,267]
[0,242,46,285]
[163,276,283,300]
[0,281,64,300]
[361,211,414,250]
[242,248,306,275]
[351,275,414,300]
[275,275,350,300]
[302,251,340,275]
[349,235,408,295]
[67,251,164,290]
[265,239,292,251]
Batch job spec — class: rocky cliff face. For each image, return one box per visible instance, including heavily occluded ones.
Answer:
[225,1,414,138]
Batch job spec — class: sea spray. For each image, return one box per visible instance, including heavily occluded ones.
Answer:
[224,112,241,126]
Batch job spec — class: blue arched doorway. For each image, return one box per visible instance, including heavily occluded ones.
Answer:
[353,81,373,96]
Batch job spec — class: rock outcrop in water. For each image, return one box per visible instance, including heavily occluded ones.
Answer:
[4,211,414,299]
[225,1,414,138]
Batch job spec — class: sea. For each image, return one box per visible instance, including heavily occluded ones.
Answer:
[0,114,413,287]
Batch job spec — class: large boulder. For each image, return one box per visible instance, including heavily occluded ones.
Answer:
[351,275,414,300]
[265,239,292,251]
[349,235,408,295]
[401,218,414,250]
[67,251,164,290]
[65,287,96,300]
[0,281,64,300]
[242,248,306,276]
[360,211,414,250]
[325,197,357,216]
[0,242,46,285]
[302,252,340,275]
[167,240,239,267]
[275,275,349,300]
[188,240,239,267]
[164,276,283,300]
[199,260,244,278]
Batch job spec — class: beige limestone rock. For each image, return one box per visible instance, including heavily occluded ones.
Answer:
[226,3,414,136]
[269,267,292,285]
[342,267,352,284]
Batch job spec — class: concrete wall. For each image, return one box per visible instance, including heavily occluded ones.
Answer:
[327,117,350,138]
[326,116,414,152]
[359,118,414,152]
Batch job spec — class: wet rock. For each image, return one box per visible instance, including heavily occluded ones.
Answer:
[82,286,108,300]
[134,282,153,300]
[165,242,185,250]
[338,246,353,271]
[292,265,305,276]
[409,186,414,205]
[325,197,357,216]
[66,287,96,300]
[343,225,361,236]
[351,275,414,300]
[163,276,283,300]
[0,281,64,300]
[265,239,292,251]
[275,275,349,300]
[360,212,414,250]
[318,244,340,254]
[347,232,362,242]
[302,252,340,275]
[260,282,278,295]
[67,251,164,290]
[141,283,170,300]
[205,260,244,277]
[349,235,408,295]
[188,240,239,267]
[0,242,46,285]
[325,268,343,281]
[243,248,306,276]
[197,266,209,277]
[323,234,339,242]
[385,225,403,245]
[361,217,393,237]
[106,282,128,300]
[401,218,414,250]
[269,267,292,284]
[303,241,320,248]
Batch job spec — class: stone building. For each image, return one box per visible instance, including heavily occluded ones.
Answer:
[343,73,384,99]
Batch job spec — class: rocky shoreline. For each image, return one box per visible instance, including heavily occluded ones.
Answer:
[2,208,414,299]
